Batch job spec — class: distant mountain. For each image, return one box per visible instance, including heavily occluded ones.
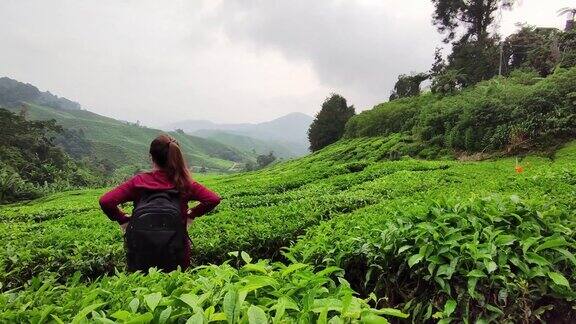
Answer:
[165,112,314,157]
[0,77,82,111]
[193,130,302,158]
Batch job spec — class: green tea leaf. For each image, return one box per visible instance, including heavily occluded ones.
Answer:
[241,251,253,264]
[535,237,567,252]
[443,299,457,317]
[361,313,390,324]
[525,252,550,266]
[180,293,198,308]
[548,272,570,287]
[408,254,423,268]
[467,270,486,278]
[373,308,409,318]
[144,292,162,312]
[485,261,497,274]
[553,248,576,267]
[186,312,204,324]
[224,289,238,324]
[129,297,139,313]
[280,263,308,276]
[247,305,268,324]
[71,302,105,324]
[159,306,172,324]
[494,235,516,246]
[50,315,65,324]
[126,312,154,324]
[111,310,131,321]
[210,313,227,321]
[397,245,412,254]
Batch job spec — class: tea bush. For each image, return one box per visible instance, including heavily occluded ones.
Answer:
[1,138,575,323]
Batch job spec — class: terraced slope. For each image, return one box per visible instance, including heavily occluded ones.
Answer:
[5,103,252,171]
[1,136,575,322]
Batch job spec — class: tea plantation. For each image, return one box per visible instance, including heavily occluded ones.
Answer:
[1,136,575,323]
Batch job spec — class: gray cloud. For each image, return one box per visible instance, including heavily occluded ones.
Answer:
[0,0,571,126]
[213,1,442,110]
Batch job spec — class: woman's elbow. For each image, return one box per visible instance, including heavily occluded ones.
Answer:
[209,195,221,208]
[98,195,112,211]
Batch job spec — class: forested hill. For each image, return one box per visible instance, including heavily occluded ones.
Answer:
[3,102,252,172]
[0,77,82,111]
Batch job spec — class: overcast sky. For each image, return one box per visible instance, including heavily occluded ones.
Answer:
[0,0,572,126]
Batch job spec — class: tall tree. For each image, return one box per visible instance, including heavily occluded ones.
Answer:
[430,1,514,89]
[503,26,562,76]
[308,94,355,152]
[431,0,514,43]
[558,7,576,31]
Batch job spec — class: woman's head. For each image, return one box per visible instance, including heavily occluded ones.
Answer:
[149,134,192,192]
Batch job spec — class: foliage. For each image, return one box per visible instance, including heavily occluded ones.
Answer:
[346,66,576,155]
[256,152,276,168]
[1,258,405,323]
[1,138,576,322]
[308,94,355,152]
[504,26,564,77]
[290,194,576,322]
[431,0,513,43]
[0,108,101,202]
[430,69,467,95]
[445,36,501,87]
[389,73,429,101]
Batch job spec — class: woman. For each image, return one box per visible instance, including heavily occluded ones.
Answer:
[99,134,221,270]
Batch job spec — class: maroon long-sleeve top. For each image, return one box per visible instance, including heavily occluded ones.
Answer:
[99,169,221,269]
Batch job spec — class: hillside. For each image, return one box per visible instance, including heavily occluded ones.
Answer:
[165,112,313,157]
[4,102,253,172]
[2,136,575,322]
[345,68,576,158]
[0,77,82,110]
[193,129,302,158]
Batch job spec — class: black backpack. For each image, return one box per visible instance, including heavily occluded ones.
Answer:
[125,189,187,272]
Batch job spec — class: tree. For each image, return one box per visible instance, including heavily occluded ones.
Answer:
[389,73,429,101]
[431,0,514,43]
[446,36,501,86]
[256,152,276,168]
[244,161,256,171]
[503,26,562,77]
[558,7,576,31]
[430,47,447,78]
[308,94,355,152]
[430,1,514,90]
[0,108,78,192]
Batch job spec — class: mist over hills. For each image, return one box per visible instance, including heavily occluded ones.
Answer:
[164,112,314,157]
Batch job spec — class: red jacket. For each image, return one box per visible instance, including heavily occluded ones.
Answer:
[99,169,221,269]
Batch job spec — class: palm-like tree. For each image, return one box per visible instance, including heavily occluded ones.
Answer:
[558,7,576,31]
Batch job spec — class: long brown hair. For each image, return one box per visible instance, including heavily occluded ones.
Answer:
[149,134,192,192]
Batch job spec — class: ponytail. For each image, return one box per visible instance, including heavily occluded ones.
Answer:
[166,140,192,192]
[149,134,193,193]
